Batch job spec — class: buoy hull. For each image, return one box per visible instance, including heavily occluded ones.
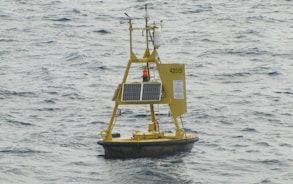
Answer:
[98,137,198,158]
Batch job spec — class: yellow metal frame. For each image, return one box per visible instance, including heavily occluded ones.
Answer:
[100,14,188,141]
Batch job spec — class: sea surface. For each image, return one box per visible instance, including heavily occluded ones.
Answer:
[1,0,293,183]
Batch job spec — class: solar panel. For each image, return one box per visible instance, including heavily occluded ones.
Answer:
[122,83,141,101]
[122,82,162,102]
[142,83,162,101]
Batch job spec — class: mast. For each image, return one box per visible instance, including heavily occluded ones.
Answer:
[144,4,157,131]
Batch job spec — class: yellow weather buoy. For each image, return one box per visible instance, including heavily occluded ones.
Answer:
[97,4,199,158]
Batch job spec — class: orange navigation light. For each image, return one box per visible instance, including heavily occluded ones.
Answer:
[142,66,149,82]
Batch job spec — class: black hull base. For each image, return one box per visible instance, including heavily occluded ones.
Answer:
[98,137,199,158]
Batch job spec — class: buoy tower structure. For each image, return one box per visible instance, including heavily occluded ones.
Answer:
[98,6,199,158]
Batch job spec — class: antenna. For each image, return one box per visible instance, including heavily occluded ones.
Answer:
[124,12,130,18]
[145,4,148,19]
[145,4,149,50]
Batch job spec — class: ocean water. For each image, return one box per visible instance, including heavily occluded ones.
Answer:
[1,0,293,183]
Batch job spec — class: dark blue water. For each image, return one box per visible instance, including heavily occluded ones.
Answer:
[1,0,293,183]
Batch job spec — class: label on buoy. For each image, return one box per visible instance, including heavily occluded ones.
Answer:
[173,80,184,99]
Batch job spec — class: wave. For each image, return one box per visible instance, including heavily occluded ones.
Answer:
[44,99,56,104]
[0,147,47,154]
[61,92,84,100]
[44,17,72,22]
[258,159,281,165]
[0,13,10,17]
[6,118,34,126]
[215,72,251,78]
[255,142,270,147]
[36,107,62,112]
[267,71,280,76]
[253,111,274,117]
[275,91,293,95]
[135,168,180,183]
[64,52,85,61]
[0,38,15,42]
[240,128,258,132]
[246,15,286,24]
[0,90,36,98]
[93,29,111,34]
[89,121,107,125]
[199,47,272,57]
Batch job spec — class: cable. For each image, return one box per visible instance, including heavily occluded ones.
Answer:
[180,115,187,139]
